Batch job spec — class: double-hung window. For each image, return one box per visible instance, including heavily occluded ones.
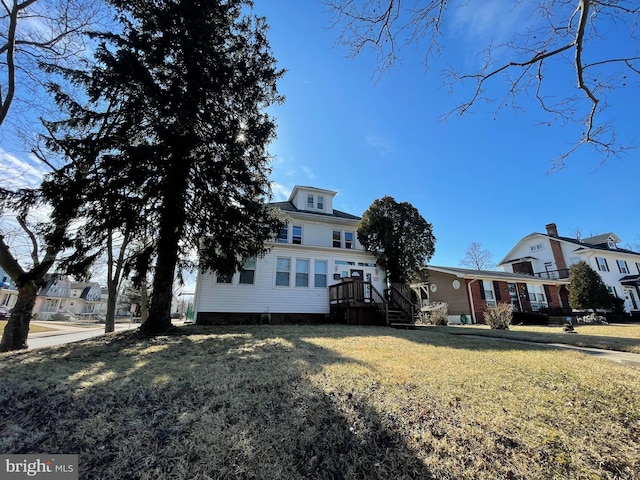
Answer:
[278,225,288,243]
[596,257,609,272]
[617,260,629,274]
[344,231,354,249]
[296,259,309,287]
[216,272,233,284]
[317,196,324,210]
[292,226,302,245]
[276,258,290,286]
[314,260,327,288]
[527,284,547,310]
[307,195,314,208]
[481,280,495,306]
[239,258,256,285]
[332,230,341,248]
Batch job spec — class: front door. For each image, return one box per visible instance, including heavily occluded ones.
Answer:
[349,269,365,302]
[350,269,364,279]
[624,288,639,310]
[508,283,522,311]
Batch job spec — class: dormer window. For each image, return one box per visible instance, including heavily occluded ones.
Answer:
[307,194,314,208]
[608,240,616,249]
[317,196,324,210]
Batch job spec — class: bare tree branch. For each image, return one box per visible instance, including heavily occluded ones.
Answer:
[325,0,640,169]
[0,0,108,129]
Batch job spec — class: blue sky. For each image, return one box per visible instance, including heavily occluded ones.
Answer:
[254,0,640,267]
[1,0,638,281]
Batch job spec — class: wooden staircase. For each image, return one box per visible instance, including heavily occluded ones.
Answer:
[388,308,414,329]
[387,284,416,329]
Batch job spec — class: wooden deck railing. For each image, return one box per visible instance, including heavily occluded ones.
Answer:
[329,280,388,324]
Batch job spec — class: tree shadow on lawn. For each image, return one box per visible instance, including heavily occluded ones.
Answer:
[0,327,436,480]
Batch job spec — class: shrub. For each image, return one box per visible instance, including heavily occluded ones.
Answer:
[484,303,514,329]
[419,302,448,325]
[512,311,549,325]
[576,313,608,325]
[611,296,626,314]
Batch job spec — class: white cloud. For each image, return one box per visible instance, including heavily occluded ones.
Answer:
[0,148,46,189]
[451,0,531,42]
[365,134,394,157]
[270,182,291,201]
[302,166,315,180]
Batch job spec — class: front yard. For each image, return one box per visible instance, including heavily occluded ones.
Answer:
[1,324,638,479]
[435,322,640,354]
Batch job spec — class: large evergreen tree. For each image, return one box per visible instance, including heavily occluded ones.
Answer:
[568,261,612,313]
[42,0,285,335]
[357,196,435,284]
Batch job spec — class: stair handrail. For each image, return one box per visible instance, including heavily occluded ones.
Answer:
[368,283,388,325]
[388,283,415,323]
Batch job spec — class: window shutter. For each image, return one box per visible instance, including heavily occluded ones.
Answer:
[544,285,552,305]
[493,281,501,301]
[604,258,609,271]
[478,280,485,299]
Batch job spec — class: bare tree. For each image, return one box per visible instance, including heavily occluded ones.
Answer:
[325,0,640,170]
[570,226,582,241]
[0,0,107,129]
[459,241,494,270]
[0,193,73,351]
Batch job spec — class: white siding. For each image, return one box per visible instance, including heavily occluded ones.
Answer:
[303,222,331,247]
[500,235,556,274]
[501,234,640,312]
[195,245,385,315]
[194,186,389,316]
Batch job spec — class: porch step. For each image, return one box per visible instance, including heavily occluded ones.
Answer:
[388,308,414,328]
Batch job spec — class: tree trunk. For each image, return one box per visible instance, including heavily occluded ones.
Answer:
[105,280,118,333]
[0,282,38,352]
[140,233,176,335]
[140,278,150,325]
[140,188,184,335]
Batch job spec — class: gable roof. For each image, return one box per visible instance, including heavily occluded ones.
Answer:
[289,185,337,200]
[270,201,361,220]
[581,232,622,247]
[498,232,640,266]
[424,265,569,284]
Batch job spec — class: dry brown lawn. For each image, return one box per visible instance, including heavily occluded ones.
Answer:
[0,324,638,479]
[436,322,640,354]
[0,320,58,334]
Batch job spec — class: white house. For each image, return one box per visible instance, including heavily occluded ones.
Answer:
[193,186,388,324]
[33,276,105,321]
[498,223,640,316]
[0,267,18,310]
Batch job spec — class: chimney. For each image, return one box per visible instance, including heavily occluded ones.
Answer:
[545,223,558,237]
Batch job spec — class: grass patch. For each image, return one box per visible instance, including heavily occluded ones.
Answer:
[436,323,640,354]
[1,324,638,479]
[0,321,58,334]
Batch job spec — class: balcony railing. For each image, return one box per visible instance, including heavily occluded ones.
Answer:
[533,268,570,280]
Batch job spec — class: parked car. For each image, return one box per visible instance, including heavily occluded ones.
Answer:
[0,306,10,320]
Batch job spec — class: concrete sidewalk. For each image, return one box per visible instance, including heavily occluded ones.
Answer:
[464,334,640,367]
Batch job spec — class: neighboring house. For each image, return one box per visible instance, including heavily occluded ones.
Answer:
[498,223,640,317]
[0,267,18,310]
[416,265,570,324]
[33,275,105,321]
[194,185,387,324]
